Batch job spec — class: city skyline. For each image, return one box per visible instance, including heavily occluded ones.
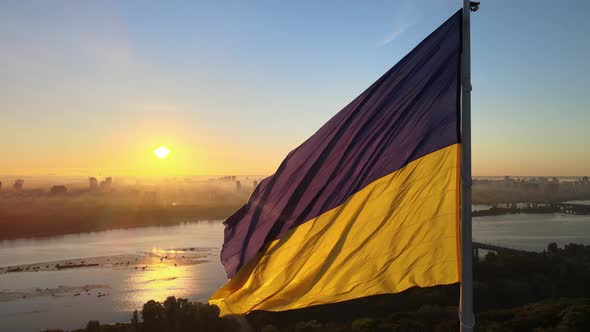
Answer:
[1,0,589,177]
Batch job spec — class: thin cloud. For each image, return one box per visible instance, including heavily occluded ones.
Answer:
[378,22,414,47]
[377,0,418,47]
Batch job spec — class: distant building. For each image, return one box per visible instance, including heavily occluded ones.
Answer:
[13,179,24,191]
[231,176,236,181]
[236,181,242,193]
[100,177,113,191]
[50,185,67,194]
[540,177,548,183]
[89,177,98,190]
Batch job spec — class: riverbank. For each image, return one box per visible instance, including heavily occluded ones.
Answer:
[3,185,589,242]
[473,204,590,217]
[0,201,242,241]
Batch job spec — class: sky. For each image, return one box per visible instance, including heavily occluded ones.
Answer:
[1,0,589,177]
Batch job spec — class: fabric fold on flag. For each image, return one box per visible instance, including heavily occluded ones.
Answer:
[210,10,462,316]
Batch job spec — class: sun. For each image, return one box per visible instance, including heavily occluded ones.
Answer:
[153,146,170,159]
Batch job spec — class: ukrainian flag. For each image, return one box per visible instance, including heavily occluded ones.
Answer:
[210,10,462,316]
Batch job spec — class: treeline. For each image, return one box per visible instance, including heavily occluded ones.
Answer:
[472,185,590,205]
[45,243,590,332]
[0,196,248,240]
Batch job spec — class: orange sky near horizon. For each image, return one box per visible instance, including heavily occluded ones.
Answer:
[0,105,588,177]
[1,133,588,178]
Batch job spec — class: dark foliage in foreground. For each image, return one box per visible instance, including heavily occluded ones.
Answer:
[48,243,590,332]
[140,297,234,332]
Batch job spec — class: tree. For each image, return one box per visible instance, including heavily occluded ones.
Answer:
[85,320,100,332]
[163,296,178,330]
[260,325,280,332]
[142,300,165,332]
[130,310,139,331]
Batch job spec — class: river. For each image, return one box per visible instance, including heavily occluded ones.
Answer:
[1,214,590,332]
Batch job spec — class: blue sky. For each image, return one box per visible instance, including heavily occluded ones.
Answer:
[1,0,588,176]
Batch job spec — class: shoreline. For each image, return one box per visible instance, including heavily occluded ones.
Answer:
[2,209,588,243]
[473,205,590,217]
[0,203,239,242]
[0,247,215,276]
[0,218,225,243]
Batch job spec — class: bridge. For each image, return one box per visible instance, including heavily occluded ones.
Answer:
[472,241,533,256]
[551,203,590,215]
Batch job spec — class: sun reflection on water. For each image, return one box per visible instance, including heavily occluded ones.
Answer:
[119,251,201,311]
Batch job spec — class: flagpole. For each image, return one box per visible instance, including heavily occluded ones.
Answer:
[460,0,475,331]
